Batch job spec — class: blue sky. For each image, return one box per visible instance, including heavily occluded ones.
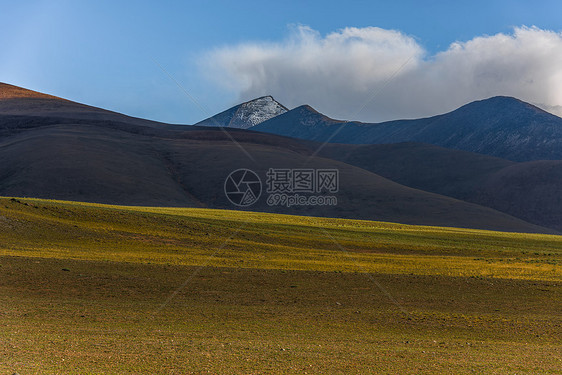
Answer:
[1,0,562,123]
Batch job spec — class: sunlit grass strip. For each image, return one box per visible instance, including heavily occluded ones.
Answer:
[2,241,560,281]
[1,197,560,281]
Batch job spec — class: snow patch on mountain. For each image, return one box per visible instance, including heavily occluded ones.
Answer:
[229,96,288,129]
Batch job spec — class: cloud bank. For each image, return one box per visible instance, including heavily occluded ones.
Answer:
[202,25,562,122]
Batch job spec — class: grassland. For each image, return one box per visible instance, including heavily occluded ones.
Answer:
[1,197,561,374]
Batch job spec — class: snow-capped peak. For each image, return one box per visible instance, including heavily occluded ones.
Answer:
[229,96,288,129]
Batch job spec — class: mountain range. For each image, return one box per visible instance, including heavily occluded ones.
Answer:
[252,97,562,162]
[0,82,560,233]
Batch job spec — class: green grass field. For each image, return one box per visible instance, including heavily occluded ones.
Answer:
[1,197,561,374]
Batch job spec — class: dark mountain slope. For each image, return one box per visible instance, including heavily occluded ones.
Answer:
[320,143,562,231]
[320,143,514,200]
[475,160,562,231]
[0,125,200,207]
[252,104,341,141]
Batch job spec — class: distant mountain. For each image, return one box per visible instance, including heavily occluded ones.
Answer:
[253,96,562,161]
[195,96,288,129]
[320,143,562,231]
[0,83,552,234]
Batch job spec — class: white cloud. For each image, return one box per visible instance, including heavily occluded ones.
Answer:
[202,25,562,122]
